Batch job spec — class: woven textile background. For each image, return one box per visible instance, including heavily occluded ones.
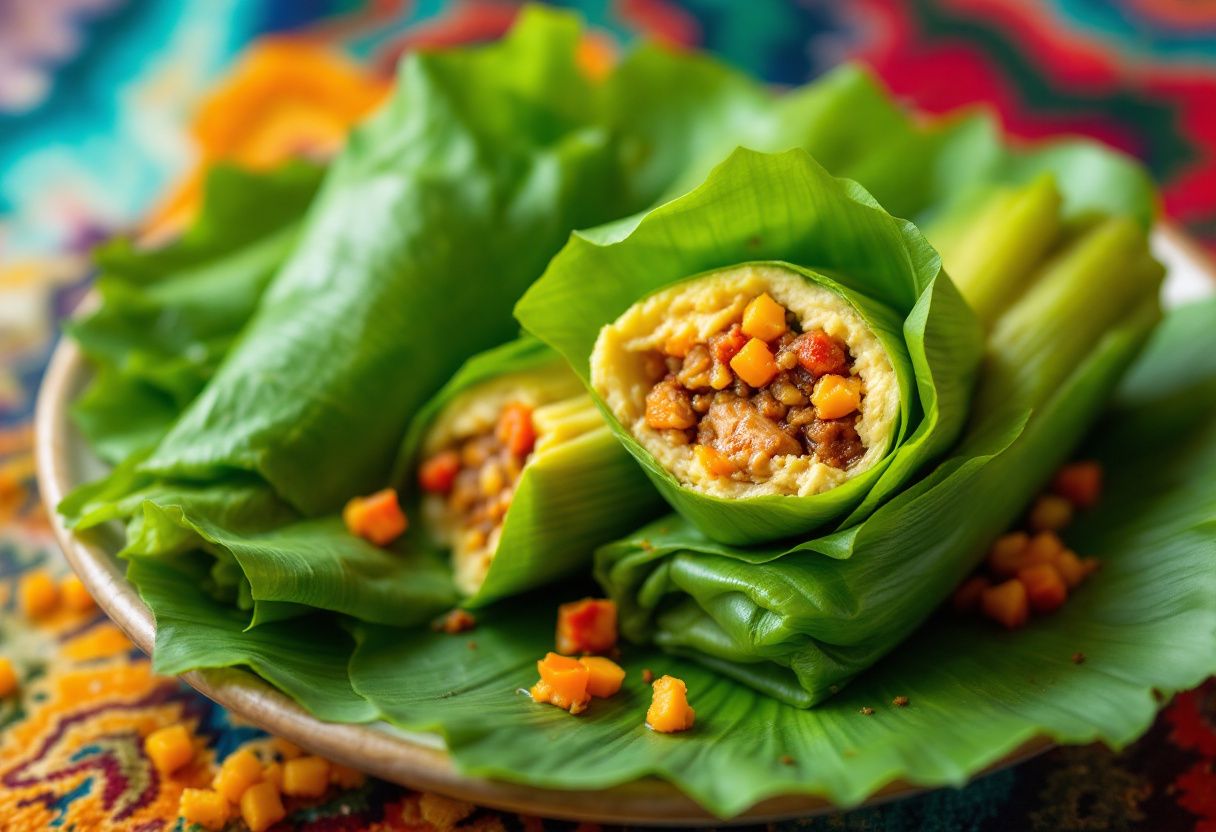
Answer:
[2,2,1216,830]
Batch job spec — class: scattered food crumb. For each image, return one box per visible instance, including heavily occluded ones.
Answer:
[641,668,654,685]
[1072,652,1086,665]
[859,706,874,716]
[779,755,795,766]
[467,640,478,650]
[419,792,476,829]
[432,608,477,634]
[892,696,909,708]
[640,539,654,551]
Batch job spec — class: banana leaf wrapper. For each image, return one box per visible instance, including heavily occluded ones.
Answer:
[396,338,663,605]
[516,148,985,544]
[594,179,1166,707]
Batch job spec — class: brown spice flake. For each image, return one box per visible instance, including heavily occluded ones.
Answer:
[779,754,796,766]
[432,608,477,635]
[467,640,478,651]
[892,696,909,708]
[641,668,654,685]
[1071,651,1086,665]
[859,706,874,716]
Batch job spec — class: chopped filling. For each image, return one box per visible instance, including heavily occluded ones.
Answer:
[419,401,537,556]
[641,293,867,481]
[555,598,618,655]
[646,675,696,733]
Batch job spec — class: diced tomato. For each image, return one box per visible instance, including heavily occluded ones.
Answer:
[793,330,847,376]
[418,450,461,494]
[710,324,748,364]
[556,598,617,655]
[497,402,536,458]
[1052,461,1102,509]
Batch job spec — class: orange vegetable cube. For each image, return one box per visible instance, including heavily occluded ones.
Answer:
[179,788,229,831]
[329,761,366,789]
[729,338,779,388]
[19,569,58,618]
[263,762,284,792]
[986,532,1029,577]
[419,793,476,828]
[952,576,990,614]
[646,675,695,733]
[793,330,847,376]
[530,653,591,715]
[0,658,19,697]
[1025,531,1064,564]
[741,293,788,342]
[980,580,1029,630]
[1054,549,1086,588]
[579,656,626,698]
[496,402,536,457]
[214,748,264,803]
[59,574,95,613]
[811,374,862,420]
[283,755,330,798]
[694,444,737,477]
[145,725,195,775]
[240,781,286,832]
[418,450,461,494]
[343,488,408,546]
[556,598,618,655]
[1028,495,1073,532]
[663,331,696,358]
[1017,563,1068,614]
[1053,461,1102,509]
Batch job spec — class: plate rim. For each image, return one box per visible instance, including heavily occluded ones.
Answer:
[36,223,1212,824]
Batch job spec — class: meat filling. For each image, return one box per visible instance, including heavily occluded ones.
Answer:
[642,293,866,481]
[418,401,536,553]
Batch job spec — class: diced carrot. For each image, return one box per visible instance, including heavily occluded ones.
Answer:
[556,598,618,655]
[263,762,284,791]
[694,444,737,477]
[145,725,195,775]
[418,450,461,494]
[980,580,1029,630]
[1052,461,1102,509]
[530,653,591,714]
[579,656,626,698]
[241,782,286,832]
[214,748,264,803]
[1017,563,1068,614]
[811,374,862,420]
[180,788,229,831]
[793,330,847,376]
[1028,495,1073,533]
[741,293,788,342]
[329,761,366,789]
[19,570,58,619]
[283,756,330,798]
[1054,549,1086,589]
[59,574,95,613]
[646,675,695,733]
[496,402,536,457]
[729,338,779,388]
[952,576,990,614]
[1025,531,1064,564]
[0,658,18,697]
[986,532,1030,577]
[663,331,696,358]
[343,488,408,546]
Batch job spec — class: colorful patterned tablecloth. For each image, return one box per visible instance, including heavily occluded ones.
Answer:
[3,2,1216,830]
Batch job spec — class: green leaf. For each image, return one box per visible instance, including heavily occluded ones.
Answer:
[516,148,984,544]
[67,162,323,461]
